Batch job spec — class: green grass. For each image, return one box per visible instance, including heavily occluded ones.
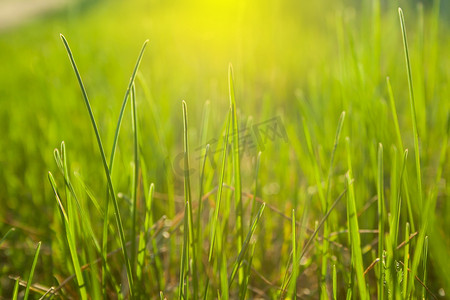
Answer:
[23,241,41,300]
[0,0,449,298]
[345,137,368,299]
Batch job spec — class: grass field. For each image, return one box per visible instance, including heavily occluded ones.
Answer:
[0,0,449,298]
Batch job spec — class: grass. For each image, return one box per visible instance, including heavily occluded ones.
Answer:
[61,33,135,297]
[0,0,449,298]
[345,137,367,299]
[23,241,41,300]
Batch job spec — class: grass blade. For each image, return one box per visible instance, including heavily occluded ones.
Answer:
[386,77,415,233]
[48,172,87,300]
[54,144,104,254]
[228,64,244,289]
[0,228,15,246]
[377,143,385,299]
[345,137,367,299]
[398,7,423,211]
[60,34,134,297]
[288,209,298,299]
[421,236,429,300]
[109,40,149,173]
[197,143,210,242]
[228,203,265,287]
[333,264,337,300]
[402,222,410,297]
[12,278,20,300]
[209,112,231,261]
[130,83,139,274]
[101,40,148,296]
[137,183,154,282]
[178,201,190,300]
[321,111,346,298]
[23,241,41,300]
[280,187,347,297]
[386,77,403,152]
[182,100,198,298]
[392,150,408,249]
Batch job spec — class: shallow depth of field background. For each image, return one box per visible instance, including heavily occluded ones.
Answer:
[0,0,449,298]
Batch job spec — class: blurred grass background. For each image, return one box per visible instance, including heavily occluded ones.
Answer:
[0,0,449,297]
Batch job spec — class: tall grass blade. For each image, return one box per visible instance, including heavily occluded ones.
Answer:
[199,100,210,171]
[377,143,385,299]
[386,77,403,151]
[302,116,328,296]
[333,264,337,300]
[302,118,326,210]
[398,8,423,210]
[228,64,244,289]
[408,193,435,297]
[12,278,19,300]
[182,100,198,298]
[101,38,147,298]
[386,78,415,232]
[178,201,190,300]
[228,203,265,287]
[240,241,255,299]
[321,111,345,298]
[209,112,231,261]
[345,137,367,299]
[218,224,229,300]
[250,152,262,223]
[60,142,78,254]
[288,209,298,299]
[104,39,148,297]
[421,236,429,300]
[130,83,139,274]
[23,241,41,300]
[137,183,154,282]
[196,143,210,289]
[48,172,87,300]
[197,143,210,240]
[398,9,435,297]
[109,40,149,172]
[392,150,408,248]
[197,100,211,244]
[402,222,410,297]
[60,34,134,297]
[280,187,347,297]
[54,144,104,255]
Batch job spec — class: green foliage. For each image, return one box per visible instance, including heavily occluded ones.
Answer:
[0,0,448,298]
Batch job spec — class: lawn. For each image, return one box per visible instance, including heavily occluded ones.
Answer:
[0,0,449,298]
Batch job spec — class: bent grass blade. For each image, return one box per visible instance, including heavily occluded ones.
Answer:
[60,34,134,297]
[48,172,87,300]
